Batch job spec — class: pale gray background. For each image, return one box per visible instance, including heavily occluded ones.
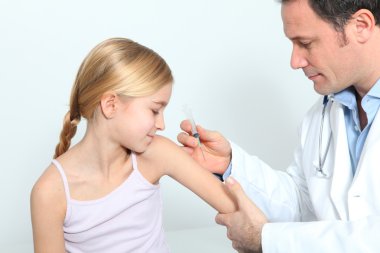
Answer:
[0,0,318,250]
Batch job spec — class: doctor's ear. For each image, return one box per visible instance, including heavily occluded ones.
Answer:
[352,9,376,43]
[100,92,118,119]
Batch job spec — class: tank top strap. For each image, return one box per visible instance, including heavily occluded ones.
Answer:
[52,159,71,202]
[131,152,138,171]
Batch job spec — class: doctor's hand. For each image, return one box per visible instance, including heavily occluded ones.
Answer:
[177,120,231,174]
[216,177,268,253]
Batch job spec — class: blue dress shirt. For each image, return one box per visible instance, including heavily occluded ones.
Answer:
[334,80,380,175]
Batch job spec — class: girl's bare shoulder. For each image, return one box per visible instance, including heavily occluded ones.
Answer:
[136,135,184,180]
[141,135,182,161]
[31,162,67,213]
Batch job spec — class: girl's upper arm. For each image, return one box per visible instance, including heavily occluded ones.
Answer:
[30,166,67,253]
[154,136,237,214]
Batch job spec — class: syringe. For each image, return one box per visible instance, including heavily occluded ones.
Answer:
[183,105,206,160]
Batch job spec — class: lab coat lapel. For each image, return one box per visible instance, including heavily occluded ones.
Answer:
[348,108,380,218]
[354,108,380,179]
[329,102,353,220]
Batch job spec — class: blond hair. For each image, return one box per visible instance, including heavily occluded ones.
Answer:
[54,38,173,158]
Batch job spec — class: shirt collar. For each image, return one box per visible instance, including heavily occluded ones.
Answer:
[366,79,380,99]
[334,86,356,110]
[333,79,380,109]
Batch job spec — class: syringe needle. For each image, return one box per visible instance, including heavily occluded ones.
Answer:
[200,145,206,161]
[193,131,206,160]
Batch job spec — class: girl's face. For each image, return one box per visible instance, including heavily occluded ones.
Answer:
[112,84,172,153]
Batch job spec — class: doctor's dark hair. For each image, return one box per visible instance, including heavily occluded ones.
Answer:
[54,38,173,158]
[280,0,380,32]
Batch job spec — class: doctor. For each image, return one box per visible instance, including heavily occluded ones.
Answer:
[178,0,380,252]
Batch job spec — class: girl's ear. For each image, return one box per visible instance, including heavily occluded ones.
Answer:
[352,9,376,43]
[100,92,117,119]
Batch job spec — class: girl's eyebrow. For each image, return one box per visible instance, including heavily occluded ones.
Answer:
[152,100,168,106]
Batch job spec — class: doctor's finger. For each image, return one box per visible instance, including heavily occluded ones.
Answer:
[215,213,231,227]
[179,146,194,156]
[231,241,242,252]
[180,120,192,133]
[177,132,198,148]
[196,125,219,142]
[226,178,268,227]
[180,120,214,141]
[225,177,252,208]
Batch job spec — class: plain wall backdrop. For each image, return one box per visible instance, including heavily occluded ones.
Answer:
[0,0,318,248]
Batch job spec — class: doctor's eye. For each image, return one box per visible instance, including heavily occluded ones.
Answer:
[299,41,312,49]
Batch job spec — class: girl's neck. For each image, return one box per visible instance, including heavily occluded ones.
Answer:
[74,128,130,176]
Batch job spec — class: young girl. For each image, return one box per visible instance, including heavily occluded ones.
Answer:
[30,38,236,253]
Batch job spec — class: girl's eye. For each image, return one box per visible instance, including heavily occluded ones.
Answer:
[152,109,159,115]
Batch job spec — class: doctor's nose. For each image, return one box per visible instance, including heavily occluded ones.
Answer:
[290,46,308,70]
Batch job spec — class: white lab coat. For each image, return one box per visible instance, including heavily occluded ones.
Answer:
[230,97,380,253]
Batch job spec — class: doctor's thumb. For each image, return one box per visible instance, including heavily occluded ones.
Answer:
[225,177,249,207]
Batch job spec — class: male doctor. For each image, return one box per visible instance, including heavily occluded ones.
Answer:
[178,0,380,252]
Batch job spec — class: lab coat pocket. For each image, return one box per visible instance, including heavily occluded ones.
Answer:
[308,174,337,219]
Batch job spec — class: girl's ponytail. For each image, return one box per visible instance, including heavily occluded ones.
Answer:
[54,87,81,158]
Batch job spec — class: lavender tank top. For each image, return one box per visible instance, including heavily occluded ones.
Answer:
[52,153,169,253]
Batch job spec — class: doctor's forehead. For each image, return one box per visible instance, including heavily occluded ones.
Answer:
[281,0,323,39]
